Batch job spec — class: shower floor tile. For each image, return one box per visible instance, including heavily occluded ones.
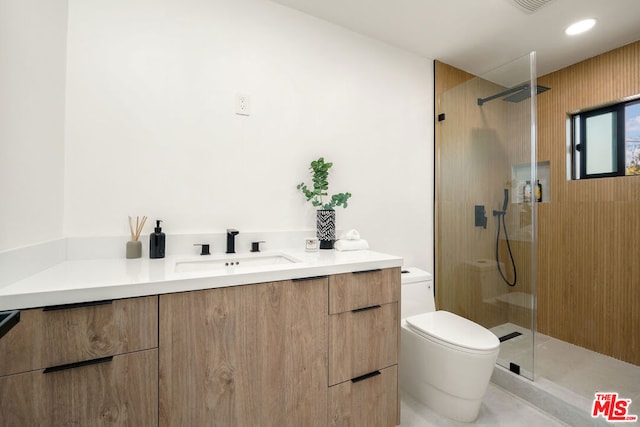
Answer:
[536,335,640,403]
[490,323,540,377]
[490,322,640,405]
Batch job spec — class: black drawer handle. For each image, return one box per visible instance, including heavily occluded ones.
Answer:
[43,300,113,312]
[351,370,381,383]
[351,305,381,313]
[43,356,113,374]
[352,269,382,275]
[292,275,328,282]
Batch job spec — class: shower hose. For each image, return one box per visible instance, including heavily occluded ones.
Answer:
[495,212,517,287]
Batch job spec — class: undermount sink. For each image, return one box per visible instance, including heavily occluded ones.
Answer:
[175,252,300,273]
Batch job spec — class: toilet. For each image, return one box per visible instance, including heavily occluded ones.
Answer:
[400,268,500,422]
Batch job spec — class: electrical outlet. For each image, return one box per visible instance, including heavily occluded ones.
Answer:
[235,93,250,116]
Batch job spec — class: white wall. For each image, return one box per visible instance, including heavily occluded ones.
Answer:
[63,0,433,271]
[0,0,68,251]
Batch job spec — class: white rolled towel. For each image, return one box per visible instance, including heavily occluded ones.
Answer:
[339,229,361,240]
[334,239,369,251]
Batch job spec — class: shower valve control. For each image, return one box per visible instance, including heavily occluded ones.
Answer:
[474,205,487,229]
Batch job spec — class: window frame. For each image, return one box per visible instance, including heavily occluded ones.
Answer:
[571,103,626,180]
[572,102,627,179]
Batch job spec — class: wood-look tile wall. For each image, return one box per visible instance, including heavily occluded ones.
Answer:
[537,41,640,365]
[435,41,640,366]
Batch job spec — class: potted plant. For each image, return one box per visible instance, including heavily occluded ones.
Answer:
[297,157,352,249]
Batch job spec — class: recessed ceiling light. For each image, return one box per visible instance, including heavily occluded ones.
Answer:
[565,18,596,36]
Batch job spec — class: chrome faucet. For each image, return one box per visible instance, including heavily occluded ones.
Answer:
[226,229,239,253]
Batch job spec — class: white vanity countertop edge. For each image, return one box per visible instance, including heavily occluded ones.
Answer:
[0,249,403,311]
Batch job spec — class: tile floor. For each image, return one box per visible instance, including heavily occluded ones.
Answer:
[399,384,568,426]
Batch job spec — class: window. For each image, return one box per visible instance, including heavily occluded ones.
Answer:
[570,99,640,179]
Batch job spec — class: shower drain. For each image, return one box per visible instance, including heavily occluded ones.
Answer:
[499,331,523,342]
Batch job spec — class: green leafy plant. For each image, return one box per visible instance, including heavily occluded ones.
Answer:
[297,157,352,210]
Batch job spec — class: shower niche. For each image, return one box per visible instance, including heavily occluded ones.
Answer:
[511,161,550,204]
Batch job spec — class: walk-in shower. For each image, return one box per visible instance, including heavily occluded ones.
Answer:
[436,52,539,379]
[436,50,640,426]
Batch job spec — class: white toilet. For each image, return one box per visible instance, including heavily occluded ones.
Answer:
[400,268,500,422]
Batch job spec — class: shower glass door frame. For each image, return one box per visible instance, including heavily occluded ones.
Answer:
[435,52,538,380]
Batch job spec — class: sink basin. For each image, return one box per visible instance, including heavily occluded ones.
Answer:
[175,253,299,273]
[0,310,20,340]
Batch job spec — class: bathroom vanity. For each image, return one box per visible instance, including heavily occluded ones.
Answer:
[0,249,401,426]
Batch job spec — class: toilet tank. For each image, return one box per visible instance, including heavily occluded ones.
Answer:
[401,267,435,319]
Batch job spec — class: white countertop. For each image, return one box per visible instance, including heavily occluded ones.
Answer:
[0,249,403,311]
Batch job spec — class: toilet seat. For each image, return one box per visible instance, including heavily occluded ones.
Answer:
[405,311,499,354]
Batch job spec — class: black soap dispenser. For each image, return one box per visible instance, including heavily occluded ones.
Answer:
[149,220,166,259]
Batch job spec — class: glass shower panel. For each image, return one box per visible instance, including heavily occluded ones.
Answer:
[436,53,537,380]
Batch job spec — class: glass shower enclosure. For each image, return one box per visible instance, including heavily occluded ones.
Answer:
[435,52,538,379]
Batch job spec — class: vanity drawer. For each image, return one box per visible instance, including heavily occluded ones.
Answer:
[0,295,158,377]
[0,348,158,426]
[329,267,400,314]
[329,302,398,386]
[329,365,398,427]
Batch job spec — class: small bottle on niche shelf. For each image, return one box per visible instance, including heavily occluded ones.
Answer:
[523,181,532,203]
[535,180,542,202]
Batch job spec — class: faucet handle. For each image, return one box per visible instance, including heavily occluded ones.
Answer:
[194,243,211,256]
[227,228,239,236]
[251,241,265,253]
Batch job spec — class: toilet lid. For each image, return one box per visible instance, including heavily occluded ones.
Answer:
[406,311,499,352]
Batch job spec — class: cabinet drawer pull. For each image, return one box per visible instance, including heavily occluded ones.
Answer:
[43,299,113,312]
[351,305,381,313]
[352,269,382,275]
[43,356,113,374]
[292,275,327,282]
[351,370,381,383]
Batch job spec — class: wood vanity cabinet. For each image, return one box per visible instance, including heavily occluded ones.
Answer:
[0,265,400,426]
[328,267,401,427]
[159,277,329,427]
[0,296,159,426]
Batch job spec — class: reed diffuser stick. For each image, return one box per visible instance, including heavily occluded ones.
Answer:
[128,216,147,241]
[136,216,147,241]
[128,216,135,240]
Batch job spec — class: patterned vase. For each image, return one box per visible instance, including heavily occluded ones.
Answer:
[316,209,336,249]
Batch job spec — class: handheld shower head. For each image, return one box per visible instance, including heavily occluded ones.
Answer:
[493,188,509,217]
[502,188,509,212]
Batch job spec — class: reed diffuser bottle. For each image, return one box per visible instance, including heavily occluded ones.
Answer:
[126,216,147,259]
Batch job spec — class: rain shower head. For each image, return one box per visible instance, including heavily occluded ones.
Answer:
[477,84,550,106]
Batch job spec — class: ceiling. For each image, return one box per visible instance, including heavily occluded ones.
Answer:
[268,0,640,77]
